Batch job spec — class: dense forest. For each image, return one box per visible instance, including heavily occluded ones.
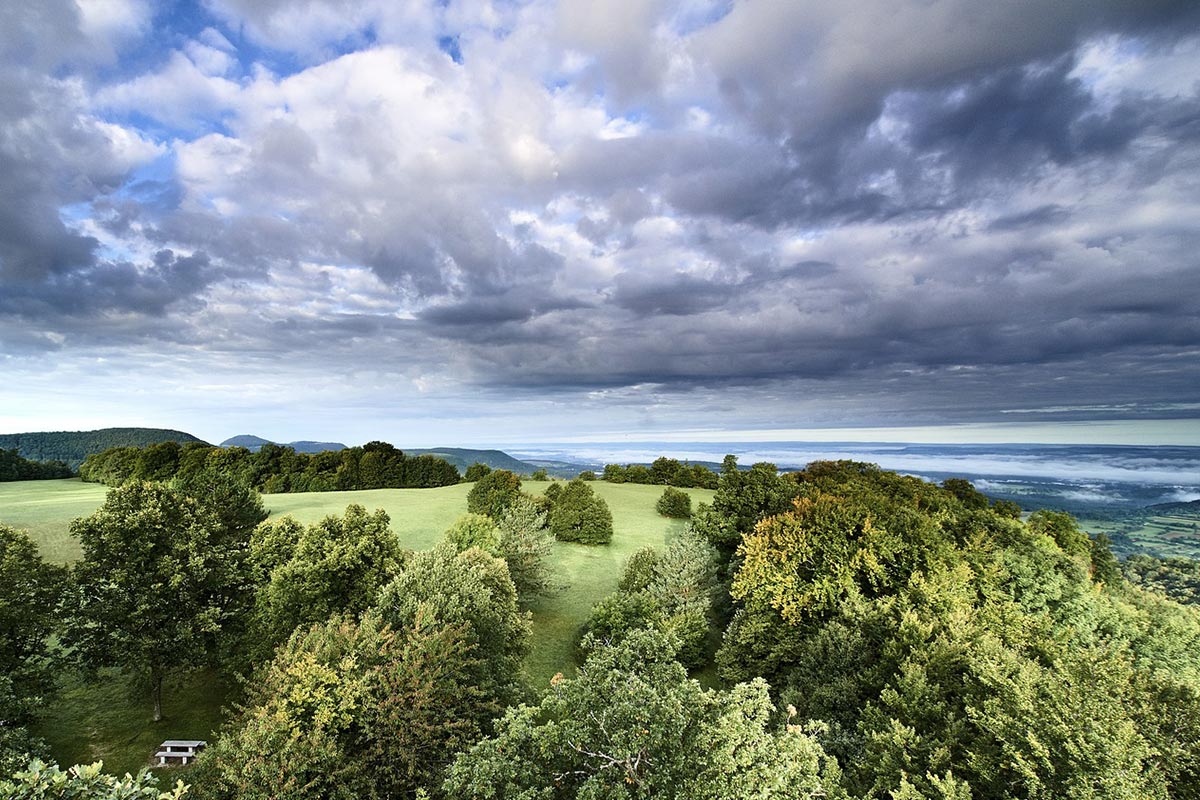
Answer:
[0,449,72,482]
[0,428,206,470]
[4,457,1200,798]
[79,439,462,492]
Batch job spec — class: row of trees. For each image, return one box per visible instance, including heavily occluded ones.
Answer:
[0,449,72,482]
[79,440,461,493]
[602,457,719,488]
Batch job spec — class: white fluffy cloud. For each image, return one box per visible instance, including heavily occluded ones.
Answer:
[2,0,1199,441]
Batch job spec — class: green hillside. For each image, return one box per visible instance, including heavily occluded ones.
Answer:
[406,447,539,474]
[0,428,207,469]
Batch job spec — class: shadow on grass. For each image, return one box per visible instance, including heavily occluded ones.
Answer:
[30,667,232,777]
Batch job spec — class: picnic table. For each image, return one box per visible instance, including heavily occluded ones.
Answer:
[155,739,206,766]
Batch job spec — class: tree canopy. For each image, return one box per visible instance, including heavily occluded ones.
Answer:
[63,482,259,721]
[548,478,613,545]
[444,629,845,799]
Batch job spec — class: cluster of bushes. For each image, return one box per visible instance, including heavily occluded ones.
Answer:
[602,457,718,488]
[0,449,72,482]
[79,439,460,493]
[469,470,614,545]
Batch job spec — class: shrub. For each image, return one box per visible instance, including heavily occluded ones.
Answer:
[466,470,522,519]
[656,486,693,518]
[443,513,500,555]
[549,479,613,545]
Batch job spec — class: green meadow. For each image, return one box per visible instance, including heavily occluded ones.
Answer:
[1,477,713,774]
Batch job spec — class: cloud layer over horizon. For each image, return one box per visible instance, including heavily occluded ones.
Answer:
[2,0,1199,444]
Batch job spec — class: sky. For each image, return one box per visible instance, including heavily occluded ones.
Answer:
[1,0,1199,447]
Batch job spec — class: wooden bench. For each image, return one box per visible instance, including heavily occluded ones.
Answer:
[155,739,206,766]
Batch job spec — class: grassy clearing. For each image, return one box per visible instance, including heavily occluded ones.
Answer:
[4,477,714,767]
[0,478,107,563]
[266,480,716,687]
[28,667,230,778]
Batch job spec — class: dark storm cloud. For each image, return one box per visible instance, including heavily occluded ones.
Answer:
[0,250,225,322]
[3,0,1200,434]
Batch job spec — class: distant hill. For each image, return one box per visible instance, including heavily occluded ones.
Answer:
[1146,499,1200,514]
[406,447,537,474]
[220,435,347,454]
[0,427,206,470]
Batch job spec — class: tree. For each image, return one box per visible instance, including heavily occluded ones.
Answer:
[199,611,486,800]
[252,505,402,658]
[466,470,523,520]
[63,482,253,721]
[376,543,531,717]
[444,513,501,555]
[0,525,64,772]
[584,533,719,668]
[692,456,798,553]
[0,759,188,800]
[464,462,492,482]
[443,630,845,799]
[577,470,596,481]
[655,486,692,518]
[495,496,555,605]
[549,479,613,544]
[530,468,549,481]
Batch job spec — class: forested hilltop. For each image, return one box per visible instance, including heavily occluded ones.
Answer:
[79,439,461,492]
[0,428,205,470]
[4,458,1200,799]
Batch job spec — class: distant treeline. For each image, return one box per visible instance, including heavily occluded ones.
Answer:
[80,440,461,492]
[0,427,205,469]
[602,457,719,489]
[0,448,73,482]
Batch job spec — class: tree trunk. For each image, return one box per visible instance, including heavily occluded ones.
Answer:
[152,672,163,722]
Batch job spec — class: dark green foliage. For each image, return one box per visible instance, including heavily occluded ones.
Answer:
[63,481,258,721]
[691,455,799,553]
[602,458,718,489]
[1,759,188,799]
[0,448,72,481]
[495,497,555,606]
[251,505,403,659]
[1124,554,1200,604]
[444,629,844,799]
[464,462,492,482]
[655,486,692,518]
[530,468,549,481]
[548,478,613,544]
[79,440,460,493]
[618,547,660,593]
[376,544,531,716]
[583,533,720,668]
[0,526,64,771]
[1028,509,1092,558]
[466,469,523,519]
[577,470,596,481]
[713,460,1200,799]
[583,591,660,646]
[199,612,487,800]
[0,427,205,470]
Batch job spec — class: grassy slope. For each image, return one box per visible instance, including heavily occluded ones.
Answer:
[263,480,715,687]
[0,479,107,563]
[4,478,713,771]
